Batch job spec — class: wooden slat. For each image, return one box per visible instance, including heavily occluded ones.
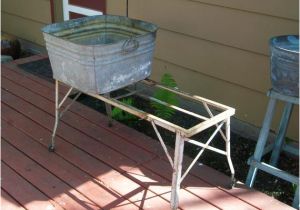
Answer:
[188,164,295,210]
[1,87,175,209]
[1,104,173,210]
[141,157,258,210]
[186,109,234,137]
[1,73,164,156]
[2,12,46,46]
[1,163,64,210]
[95,172,173,210]
[1,103,118,176]
[129,0,298,55]
[1,64,166,157]
[1,78,155,165]
[142,79,233,111]
[2,141,99,210]
[2,64,157,162]
[2,0,51,24]
[191,0,298,20]
[154,29,270,93]
[53,0,64,22]
[124,165,219,209]
[1,89,139,171]
[2,120,139,210]
[11,54,47,65]
[1,189,26,210]
[87,91,187,134]
[106,0,127,16]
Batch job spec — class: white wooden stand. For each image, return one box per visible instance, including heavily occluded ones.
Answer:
[49,79,236,209]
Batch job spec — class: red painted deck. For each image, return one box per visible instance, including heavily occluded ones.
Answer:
[1,55,294,210]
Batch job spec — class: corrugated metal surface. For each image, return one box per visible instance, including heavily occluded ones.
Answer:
[270,35,299,97]
[42,15,158,94]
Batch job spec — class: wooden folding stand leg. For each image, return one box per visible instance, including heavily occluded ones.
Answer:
[170,132,185,210]
[104,93,113,127]
[225,118,236,187]
[49,79,236,209]
[169,118,235,209]
[49,80,60,152]
[49,80,82,152]
[245,97,277,186]
[246,90,299,209]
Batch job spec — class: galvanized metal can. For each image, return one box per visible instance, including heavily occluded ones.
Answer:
[270,35,299,97]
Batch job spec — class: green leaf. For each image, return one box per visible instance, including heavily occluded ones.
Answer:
[151,73,179,119]
[111,98,137,122]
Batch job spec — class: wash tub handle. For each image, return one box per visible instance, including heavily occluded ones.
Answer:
[122,37,139,54]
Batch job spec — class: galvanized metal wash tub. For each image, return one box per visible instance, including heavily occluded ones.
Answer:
[42,15,158,94]
[270,35,299,97]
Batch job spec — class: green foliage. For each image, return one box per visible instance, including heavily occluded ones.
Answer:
[151,73,179,119]
[285,137,294,144]
[292,183,298,193]
[111,98,137,122]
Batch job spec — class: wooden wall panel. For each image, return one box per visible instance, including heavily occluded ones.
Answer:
[191,0,299,20]
[2,12,46,46]
[106,0,127,16]
[154,29,270,93]
[129,0,298,55]
[2,0,51,24]
[53,0,63,22]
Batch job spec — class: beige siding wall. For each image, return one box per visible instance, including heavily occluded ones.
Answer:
[107,0,299,140]
[1,0,52,46]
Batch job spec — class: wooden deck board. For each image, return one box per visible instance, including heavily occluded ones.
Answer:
[1,188,26,210]
[2,163,65,210]
[2,140,101,210]
[1,57,294,210]
[2,76,156,165]
[1,102,172,209]
[2,64,166,157]
[2,120,139,210]
[2,66,252,209]
[1,89,139,172]
[1,74,218,210]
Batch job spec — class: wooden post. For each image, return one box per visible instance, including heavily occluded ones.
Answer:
[246,98,277,187]
[104,93,113,127]
[293,185,299,209]
[49,80,60,152]
[225,118,235,187]
[170,132,185,210]
[269,103,293,166]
